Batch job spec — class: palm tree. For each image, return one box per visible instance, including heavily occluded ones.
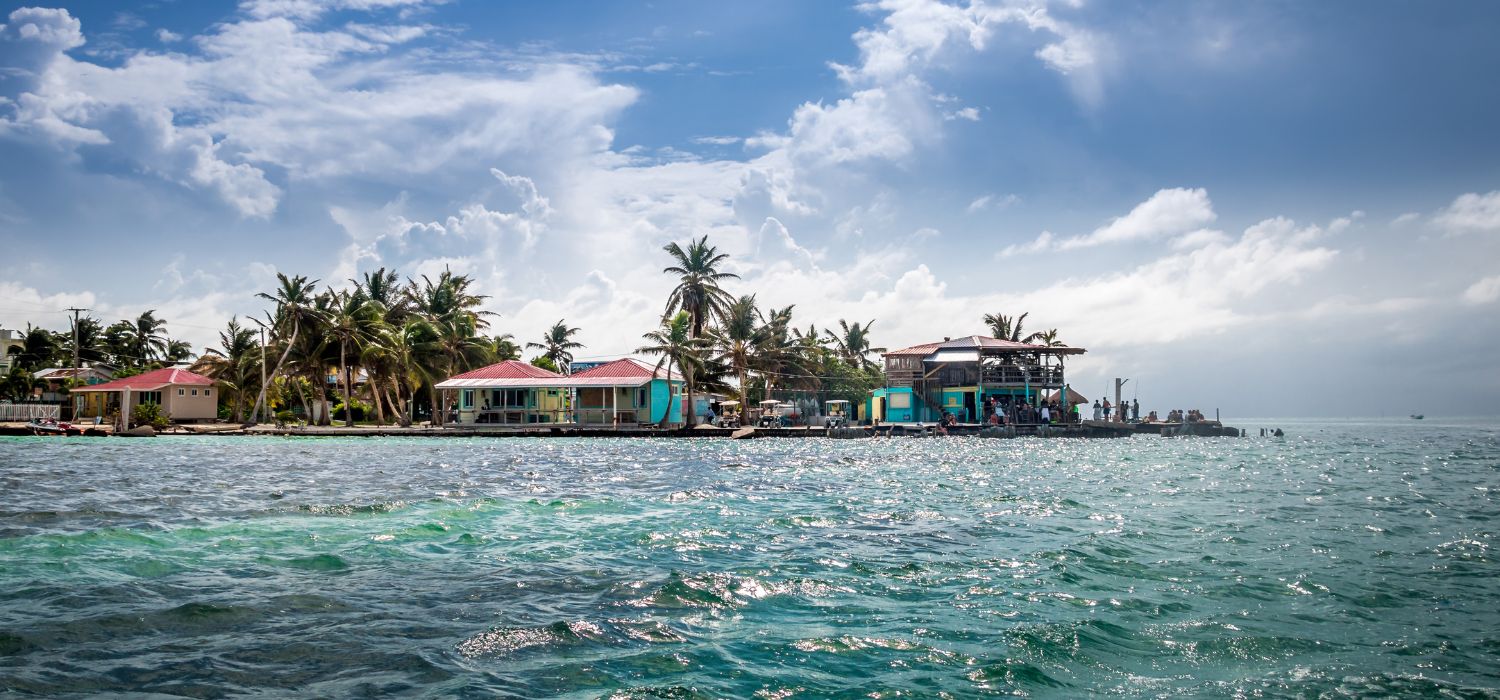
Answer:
[527,320,584,373]
[64,316,107,366]
[638,311,710,427]
[163,338,194,363]
[404,269,492,330]
[325,288,385,426]
[386,318,441,427]
[824,319,884,371]
[126,310,169,366]
[102,321,135,368]
[1030,328,1066,348]
[251,273,321,424]
[200,317,259,422]
[490,333,522,361]
[711,294,763,403]
[353,267,404,313]
[13,324,62,372]
[984,312,1043,343]
[663,235,739,337]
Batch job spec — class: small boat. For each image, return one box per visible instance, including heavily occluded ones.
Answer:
[26,418,76,436]
[1410,414,1424,420]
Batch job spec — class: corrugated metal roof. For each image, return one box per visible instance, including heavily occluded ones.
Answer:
[568,357,681,383]
[446,360,564,381]
[70,367,214,392]
[435,357,682,390]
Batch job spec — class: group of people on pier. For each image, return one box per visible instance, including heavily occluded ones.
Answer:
[1091,398,1140,422]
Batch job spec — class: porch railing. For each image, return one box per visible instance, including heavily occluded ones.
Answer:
[0,403,60,421]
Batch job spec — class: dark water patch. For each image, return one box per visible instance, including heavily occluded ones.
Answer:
[278,553,351,571]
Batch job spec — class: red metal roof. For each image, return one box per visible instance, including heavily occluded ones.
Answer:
[70,367,215,392]
[446,360,564,381]
[884,341,944,357]
[565,358,682,385]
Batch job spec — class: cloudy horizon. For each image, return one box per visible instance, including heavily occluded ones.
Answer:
[2,0,1498,417]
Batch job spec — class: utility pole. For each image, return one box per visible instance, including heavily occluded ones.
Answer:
[259,326,268,424]
[1114,378,1129,423]
[66,307,87,370]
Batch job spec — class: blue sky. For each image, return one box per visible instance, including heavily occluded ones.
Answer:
[2,0,1498,416]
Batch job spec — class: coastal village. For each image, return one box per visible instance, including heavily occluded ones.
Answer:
[2,236,1235,438]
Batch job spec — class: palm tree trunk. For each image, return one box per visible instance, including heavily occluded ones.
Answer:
[251,318,298,425]
[370,371,387,425]
[339,344,352,427]
[391,378,409,426]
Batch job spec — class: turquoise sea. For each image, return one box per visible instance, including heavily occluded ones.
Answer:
[1,419,1497,697]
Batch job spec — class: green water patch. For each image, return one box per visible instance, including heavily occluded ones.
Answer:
[277,553,352,572]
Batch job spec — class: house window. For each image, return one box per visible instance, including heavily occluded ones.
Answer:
[138,391,163,405]
[888,393,911,409]
[490,389,528,408]
[191,389,198,396]
[205,388,211,396]
[637,388,647,407]
[178,388,185,396]
[461,390,474,409]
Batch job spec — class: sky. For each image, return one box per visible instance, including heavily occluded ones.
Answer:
[1,0,1498,417]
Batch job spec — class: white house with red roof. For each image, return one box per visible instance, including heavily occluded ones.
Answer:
[434,357,685,427]
[69,367,218,427]
[433,360,568,425]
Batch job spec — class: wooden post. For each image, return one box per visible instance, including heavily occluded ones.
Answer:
[121,388,131,431]
[610,385,617,428]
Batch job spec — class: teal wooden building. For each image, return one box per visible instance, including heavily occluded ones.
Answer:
[867,335,1085,424]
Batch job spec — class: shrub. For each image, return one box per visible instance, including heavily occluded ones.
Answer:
[132,402,171,430]
[332,398,370,422]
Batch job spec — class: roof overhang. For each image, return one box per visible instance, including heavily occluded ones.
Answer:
[70,382,169,392]
[434,378,564,389]
[566,378,653,388]
[925,350,979,363]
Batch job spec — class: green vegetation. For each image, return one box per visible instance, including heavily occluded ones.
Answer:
[131,402,171,430]
[8,234,898,425]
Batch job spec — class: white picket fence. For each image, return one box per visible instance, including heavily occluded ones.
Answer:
[0,403,60,421]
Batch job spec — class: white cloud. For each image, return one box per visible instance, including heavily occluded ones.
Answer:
[1463,275,1500,305]
[967,192,1018,213]
[1391,212,1420,226]
[1002,187,1217,255]
[1434,191,1500,234]
[156,28,182,43]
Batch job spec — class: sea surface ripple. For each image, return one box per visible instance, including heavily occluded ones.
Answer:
[1,418,1498,697]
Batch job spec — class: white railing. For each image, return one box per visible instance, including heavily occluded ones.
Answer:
[0,403,60,421]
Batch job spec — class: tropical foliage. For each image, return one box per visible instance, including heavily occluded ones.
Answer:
[7,234,894,426]
[983,311,1064,346]
[662,235,738,337]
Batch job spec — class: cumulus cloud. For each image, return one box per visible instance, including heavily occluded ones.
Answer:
[1434,191,1500,234]
[1463,275,1500,305]
[1001,187,1217,255]
[0,6,637,218]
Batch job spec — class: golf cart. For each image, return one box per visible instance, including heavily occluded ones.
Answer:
[825,399,851,428]
[716,400,741,428]
[757,400,784,428]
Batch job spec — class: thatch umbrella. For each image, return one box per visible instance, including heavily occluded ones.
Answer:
[1043,386,1089,406]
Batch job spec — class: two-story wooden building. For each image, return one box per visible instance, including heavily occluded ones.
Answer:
[868,335,1085,424]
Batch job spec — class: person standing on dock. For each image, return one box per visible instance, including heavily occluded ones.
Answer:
[1102,399,1112,422]
[1131,399,1139,423]
[1092,400,1102,421]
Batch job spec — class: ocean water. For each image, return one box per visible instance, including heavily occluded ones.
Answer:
[1,419,1497,698]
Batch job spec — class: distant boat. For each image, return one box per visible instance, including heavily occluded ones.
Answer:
[1410,414,1424,420]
